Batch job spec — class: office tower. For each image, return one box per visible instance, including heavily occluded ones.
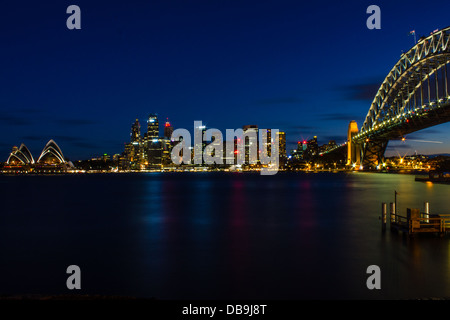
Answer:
[290,140,307,160]
[305,136,318,160]
[263,129,272,157]
[277,131,286,168]
[145,113,163,168]
[131,119,141,143]
[124,119,143,170]
[131,119,143,168]
[242,125,258,166]
[222,140,234,166]
[164,118,174,139]
[147,114,159,139]
[162,118,174,166]
[161,138,172,166]
[242,125,258,131]
[277,131,286,156]
[193,123,207,165]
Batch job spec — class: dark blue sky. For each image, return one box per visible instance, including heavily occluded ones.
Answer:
[1,0,449,160]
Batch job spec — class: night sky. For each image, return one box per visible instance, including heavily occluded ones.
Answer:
[1,0,449,161]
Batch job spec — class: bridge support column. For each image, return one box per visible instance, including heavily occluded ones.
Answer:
[361,139,388,169]
[347,121,361,167]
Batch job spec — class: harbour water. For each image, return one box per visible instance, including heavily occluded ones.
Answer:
[1,172,449,299]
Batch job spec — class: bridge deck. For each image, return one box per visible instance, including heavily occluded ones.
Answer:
[356,101,450,143]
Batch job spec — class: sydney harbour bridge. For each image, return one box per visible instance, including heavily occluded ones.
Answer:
[325,26,450,169]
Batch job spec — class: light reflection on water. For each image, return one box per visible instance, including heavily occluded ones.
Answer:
[0,172,450,299]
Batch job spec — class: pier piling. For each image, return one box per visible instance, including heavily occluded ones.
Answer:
[381,202,387,232]
[424,202,430,224]
[390,202,395,225]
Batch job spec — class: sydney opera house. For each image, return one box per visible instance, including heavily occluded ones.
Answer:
[4,140,73,173]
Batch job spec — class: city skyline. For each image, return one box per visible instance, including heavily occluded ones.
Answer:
[1,1,450,161]
[2,1,450,303]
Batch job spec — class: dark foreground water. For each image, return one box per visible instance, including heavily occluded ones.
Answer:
[0,172,449,299]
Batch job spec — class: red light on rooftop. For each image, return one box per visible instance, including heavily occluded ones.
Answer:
[165,122,171,127]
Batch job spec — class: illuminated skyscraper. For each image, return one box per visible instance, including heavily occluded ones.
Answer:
[263,129,272,157]
[144,113,162,168]
[125,119,143,170]
[161,138,172,166]
[277,131,286,168]
[242,125,258,131]
[164,118,174,139]
[242,125,258,166]
[290,140,307,160]
[161,119,174,166]
[193,123,207,165]
[147,114,159,139]
[131,119,141,143]
[305,136,318,160]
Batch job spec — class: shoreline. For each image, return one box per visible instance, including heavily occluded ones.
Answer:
[0,169,431,176]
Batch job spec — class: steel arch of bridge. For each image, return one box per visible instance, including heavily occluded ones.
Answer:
[353,26,450,167]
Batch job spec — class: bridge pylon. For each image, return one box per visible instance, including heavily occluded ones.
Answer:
[361,139,388,168]
[347,121,361,167]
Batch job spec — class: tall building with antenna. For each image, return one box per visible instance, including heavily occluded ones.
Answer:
[164,118,174,139]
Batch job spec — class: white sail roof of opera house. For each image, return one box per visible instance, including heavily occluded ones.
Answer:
[37,139,66,164]
[6,143,35,165]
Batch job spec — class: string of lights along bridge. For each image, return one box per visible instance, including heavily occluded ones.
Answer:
[322,26,450,170]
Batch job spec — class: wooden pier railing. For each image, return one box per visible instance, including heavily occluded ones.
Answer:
[381,202,450,236]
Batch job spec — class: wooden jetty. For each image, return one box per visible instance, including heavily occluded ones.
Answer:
[415,172,450,184]
[381,202,450,236]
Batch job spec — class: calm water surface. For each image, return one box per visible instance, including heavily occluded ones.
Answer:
[1,172,449,299]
